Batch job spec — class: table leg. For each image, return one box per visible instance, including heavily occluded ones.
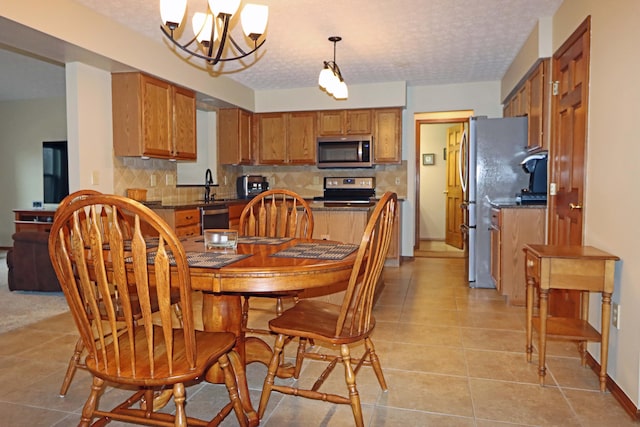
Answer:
[580,291,590,366]
[600,292,612,392]
[526,277,535,363]
[538,288,549,386]
[201,293,295,381]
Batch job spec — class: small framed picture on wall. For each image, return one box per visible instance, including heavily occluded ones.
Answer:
[422,153,435,166]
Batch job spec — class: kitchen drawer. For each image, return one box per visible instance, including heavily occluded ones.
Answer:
[525,252,540,284]
[175,208,200,227]
[175,223,201,238]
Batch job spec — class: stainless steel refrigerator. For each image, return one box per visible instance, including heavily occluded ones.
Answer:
[461,116,531,288]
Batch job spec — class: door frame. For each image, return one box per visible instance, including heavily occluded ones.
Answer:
[414,111,473,251]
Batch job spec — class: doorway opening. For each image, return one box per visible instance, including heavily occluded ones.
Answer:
[414,111,472,258]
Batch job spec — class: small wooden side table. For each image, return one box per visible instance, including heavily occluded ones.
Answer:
[523,244,619,392]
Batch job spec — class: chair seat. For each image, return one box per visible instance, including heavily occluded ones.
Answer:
[268,300,375,344]
[86,326,237,386]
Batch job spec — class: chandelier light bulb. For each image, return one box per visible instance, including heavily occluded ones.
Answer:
[241,4,269,39]
[160,0,187,29]
[334,81,348,100]
[319,66,333,89]
[192,13,217,45]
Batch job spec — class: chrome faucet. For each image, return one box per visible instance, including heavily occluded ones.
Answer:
[204,168,214,203]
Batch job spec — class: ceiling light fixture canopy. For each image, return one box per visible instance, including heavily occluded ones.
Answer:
[318,36,348,100]
[160,0,268,65]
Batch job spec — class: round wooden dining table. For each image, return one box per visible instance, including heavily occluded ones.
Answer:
[179,235,359,381]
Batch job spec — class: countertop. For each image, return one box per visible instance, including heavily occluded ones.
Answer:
[490,201,547,209]
[143,199,248,209]
[143,198,376,211]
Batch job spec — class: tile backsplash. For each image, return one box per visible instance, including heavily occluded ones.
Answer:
[114,156,407,203]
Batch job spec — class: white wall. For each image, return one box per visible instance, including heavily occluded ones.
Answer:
[65,62,113,193]
[403,81,504,254]
[550,0,640,407]
[0,97,66,246]
[254,81,406,112]
[419,123,449,240]
[177,110,218,186]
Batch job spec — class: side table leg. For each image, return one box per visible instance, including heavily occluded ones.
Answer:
[538,288,549,386]
[526,277,535,363]
[600,292,612,392]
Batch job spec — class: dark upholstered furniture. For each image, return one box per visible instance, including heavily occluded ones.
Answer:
[6,232,61,292]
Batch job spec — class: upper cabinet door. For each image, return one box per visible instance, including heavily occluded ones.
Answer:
[373,108,402,164]
[317,110,344,136]
[345,109,372,134]
[172,85,196,160]
[287,111,317,164]
[256,113,287,164]
[140,75,173,158]
[218,108,252,165]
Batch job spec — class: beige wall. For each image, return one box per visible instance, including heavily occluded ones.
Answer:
[0,97,67,246]
[419,123,449,240]
[549,0,640,406]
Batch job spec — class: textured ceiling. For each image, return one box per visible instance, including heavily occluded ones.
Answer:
[0,0,563,100]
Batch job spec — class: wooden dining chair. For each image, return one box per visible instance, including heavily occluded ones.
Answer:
[49,194,258,427]
[257,191,397,427]
[56,190,184,398]
[238,189,314,334]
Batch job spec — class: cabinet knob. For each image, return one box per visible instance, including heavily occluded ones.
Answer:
[569,203,583,210]
[527,260,534,267]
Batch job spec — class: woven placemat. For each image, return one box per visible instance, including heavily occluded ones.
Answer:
[270,243,358,260]
[103,237,159,251]
[127,251,252,268]
[237,236,293,245]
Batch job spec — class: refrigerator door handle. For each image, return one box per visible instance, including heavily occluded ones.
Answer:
[458,130,468,193]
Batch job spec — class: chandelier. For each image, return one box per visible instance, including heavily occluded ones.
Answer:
[160,0,268,65]
[318,36,348,100]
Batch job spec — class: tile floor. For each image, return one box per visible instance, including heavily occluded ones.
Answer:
[0,257,636,426]
[415,240,465,258]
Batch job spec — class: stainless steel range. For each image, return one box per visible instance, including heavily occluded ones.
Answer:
[314,177,376,206]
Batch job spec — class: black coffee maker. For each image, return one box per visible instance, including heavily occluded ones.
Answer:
[518,153,548,205]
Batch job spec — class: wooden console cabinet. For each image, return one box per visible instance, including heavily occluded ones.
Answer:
[14,209,57,233]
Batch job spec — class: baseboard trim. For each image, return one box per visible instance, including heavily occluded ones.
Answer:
[585,352,639,420]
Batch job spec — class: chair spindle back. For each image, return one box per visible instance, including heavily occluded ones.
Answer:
[49,194,195,380]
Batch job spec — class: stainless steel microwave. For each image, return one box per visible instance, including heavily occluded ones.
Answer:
[316,135,373,168]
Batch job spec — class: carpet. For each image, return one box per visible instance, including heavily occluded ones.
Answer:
[0,250,69,334]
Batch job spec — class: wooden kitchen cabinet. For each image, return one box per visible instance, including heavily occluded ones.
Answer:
[503,58,549,151]
[152,207,201,238]
[254,111,316,165]
[373,108,402,164]
[527,60,549,151]
[112,72,196,160]
[317,109,372,136]
[490,206,545,305]
[218,108,252,165]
